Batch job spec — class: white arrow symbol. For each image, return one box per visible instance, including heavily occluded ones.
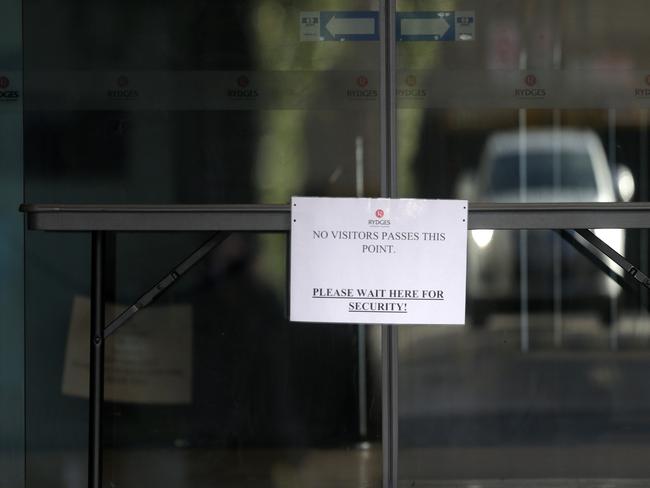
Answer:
[326,16,376,37]
[401,17,450,37]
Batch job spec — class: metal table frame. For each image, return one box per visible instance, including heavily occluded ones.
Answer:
[21,202,650,232]
[20,201,650,488]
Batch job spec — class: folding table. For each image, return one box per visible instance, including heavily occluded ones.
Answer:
[20,201,650,488]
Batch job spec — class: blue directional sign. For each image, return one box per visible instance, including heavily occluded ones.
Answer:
[397,11,455,41]
[320,11,379,41]
[301,10,473,43]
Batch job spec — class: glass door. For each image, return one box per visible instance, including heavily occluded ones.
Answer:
[397,0,650,486]
[0,0,24,485]
[22,1,383,487]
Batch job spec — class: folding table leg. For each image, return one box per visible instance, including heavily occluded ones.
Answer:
[89,231,106,488]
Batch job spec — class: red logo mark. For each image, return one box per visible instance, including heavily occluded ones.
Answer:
[0,76,9,89]
[117,75,129,88]
[237,75,250,88]
[645,74,650,86]
[357,75,369,88]
[524,74,537,87]
[406,75,417,87]
[375,209,384,218]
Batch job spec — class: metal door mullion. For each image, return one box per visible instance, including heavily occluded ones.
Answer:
[379,1,398,487]
[89,232,105,488]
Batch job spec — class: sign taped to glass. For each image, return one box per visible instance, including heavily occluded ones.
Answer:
[290,197,468,325]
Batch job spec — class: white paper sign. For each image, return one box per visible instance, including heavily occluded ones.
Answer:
[62,296,193,405]
[290,197,468,325]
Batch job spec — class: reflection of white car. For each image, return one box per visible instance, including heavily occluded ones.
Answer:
[467,129,629,326]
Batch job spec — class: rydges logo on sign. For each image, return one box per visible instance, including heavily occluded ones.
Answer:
[634,75,650,98]
[398,74,426,98]
[368,208,390,226]
[0,76,19,102]
[347,75,377,99]
[514,74,546,98]
[107,75,139,100]
[228,75,258,99]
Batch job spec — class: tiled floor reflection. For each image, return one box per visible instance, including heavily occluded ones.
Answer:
[399,311,650,484]
[27,445,650,487]
[28,446,381,488]
[399,480,650,488]
[399,445,650,482]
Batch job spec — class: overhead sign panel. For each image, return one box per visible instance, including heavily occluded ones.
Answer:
[301,11,379,42]
[301,10,474,42]
[290,197,468,325]
[397,11,475,41]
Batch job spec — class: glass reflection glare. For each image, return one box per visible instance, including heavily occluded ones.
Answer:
[617,164,636,202]
[471,229,494,248]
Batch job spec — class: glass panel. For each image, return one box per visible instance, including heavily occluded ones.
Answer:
[24,0,382,487]
[397,0,650,485]
[400,229,650,486]
[0,0,24,484]
[23,0,382,204]
[25,231,382,487]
